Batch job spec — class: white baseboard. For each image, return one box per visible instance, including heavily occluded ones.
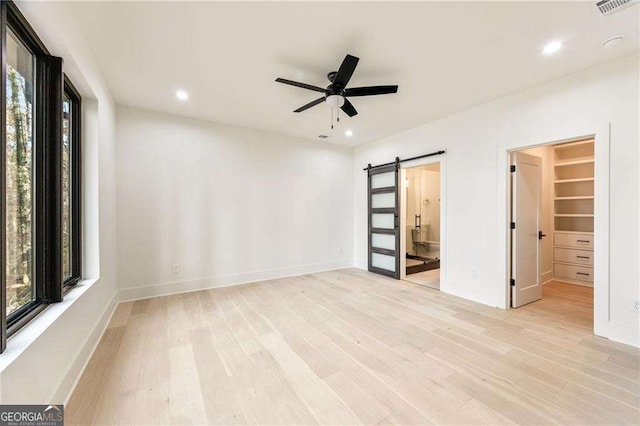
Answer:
[119,259,353,302]
[542,270,553,285]
[607,320,640,348]
[58,291,119,405]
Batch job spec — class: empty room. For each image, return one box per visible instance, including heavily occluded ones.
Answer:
[0,1,639,425]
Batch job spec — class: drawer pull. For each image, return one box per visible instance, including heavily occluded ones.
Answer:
[577,239,590,243]
[576,272,590,276]
[576,256,590,259]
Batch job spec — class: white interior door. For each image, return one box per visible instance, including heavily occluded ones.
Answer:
[511,151,543,308]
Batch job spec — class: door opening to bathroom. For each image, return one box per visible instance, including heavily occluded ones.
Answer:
[366,151,445,282]
[400,162,442,290]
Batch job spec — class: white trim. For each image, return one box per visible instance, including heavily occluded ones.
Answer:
[58,292,118,405]
[593,124,611,339]
[0,278,100,373]
[542,270,553,284]
[398,155,447,290]
[608,320,640,348]
[399,168,408,280]
[119,260,352,302]
[502,124,610,341]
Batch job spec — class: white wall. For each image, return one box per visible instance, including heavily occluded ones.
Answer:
[0,1,118,403]
[116,106,353,300]
[353,54,639,347]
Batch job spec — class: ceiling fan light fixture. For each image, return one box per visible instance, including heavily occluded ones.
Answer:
[326,94,345,109]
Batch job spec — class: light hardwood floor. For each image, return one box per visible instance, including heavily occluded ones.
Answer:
[67,269,640,425]
[404,269,440,289]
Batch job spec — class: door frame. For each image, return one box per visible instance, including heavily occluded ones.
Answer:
[399,155,447,290]
[503,124,610,339]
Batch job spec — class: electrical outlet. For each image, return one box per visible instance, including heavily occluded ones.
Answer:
[633,301,640,312]
[471,270,478,279]
[172,264,180,274]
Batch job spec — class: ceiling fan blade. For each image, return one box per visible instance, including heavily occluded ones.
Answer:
[344,85,398,97]
[341,99,358,117]
[333,54,359,87]
[294,96,325,113]
[276,78,327,93]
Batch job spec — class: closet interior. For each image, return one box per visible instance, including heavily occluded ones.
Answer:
[553,139,594,286]
[519,138,595,288]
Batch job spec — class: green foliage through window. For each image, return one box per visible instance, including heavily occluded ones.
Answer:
[5,28,35,316]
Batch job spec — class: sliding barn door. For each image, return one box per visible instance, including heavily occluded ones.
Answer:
[368,162,400,278]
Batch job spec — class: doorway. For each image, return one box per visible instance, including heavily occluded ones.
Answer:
[400,161,443,290]
[366,151,446,286]
[509,138,595,310]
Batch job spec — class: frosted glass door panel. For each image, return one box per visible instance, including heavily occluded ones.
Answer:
[371,213,394,229]
[372,233,395,250]
[372,253,396,272]
[368,164,399,278]
[371,192,395,208]
[371,172,395,189]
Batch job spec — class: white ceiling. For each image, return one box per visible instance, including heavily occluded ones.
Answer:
[72,1,639,147]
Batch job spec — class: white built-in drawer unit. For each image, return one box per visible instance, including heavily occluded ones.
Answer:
[552,140,595,286]
[554,232,593,249]
[554,263,594,284]
[554,247,593,266]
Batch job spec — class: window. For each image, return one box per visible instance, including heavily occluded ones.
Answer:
[1,1,82,352]
[62,79,81,287]
[63,94,71,280]
[5,27,35,317]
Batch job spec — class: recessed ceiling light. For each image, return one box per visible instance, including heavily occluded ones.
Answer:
[176,90,189,101]
[602,36,624,49]
[345,130,353,137]
[542,40,563,55]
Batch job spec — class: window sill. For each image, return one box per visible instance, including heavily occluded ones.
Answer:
[0,277,99,373]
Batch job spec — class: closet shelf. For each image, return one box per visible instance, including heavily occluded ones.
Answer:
[553,139,594,150]
[554,230,594,235]
[555,159,595,167]
[554,177,594,184]
[554,214,594,217]
[554,196,594,200]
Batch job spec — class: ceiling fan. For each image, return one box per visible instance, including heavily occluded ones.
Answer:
[275,54,398,127]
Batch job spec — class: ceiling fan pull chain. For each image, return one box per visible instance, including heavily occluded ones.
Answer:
[330,108,334,130]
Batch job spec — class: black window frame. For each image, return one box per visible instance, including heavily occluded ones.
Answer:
[1,1,81,352]
[62,76,81,290]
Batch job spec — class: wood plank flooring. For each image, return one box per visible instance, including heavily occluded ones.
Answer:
[404,269,440,290]
[66,269,640,425]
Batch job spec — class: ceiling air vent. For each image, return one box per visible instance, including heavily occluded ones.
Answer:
[595,0,639,16]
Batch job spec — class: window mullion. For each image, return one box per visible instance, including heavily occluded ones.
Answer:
[39,55,64,303]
